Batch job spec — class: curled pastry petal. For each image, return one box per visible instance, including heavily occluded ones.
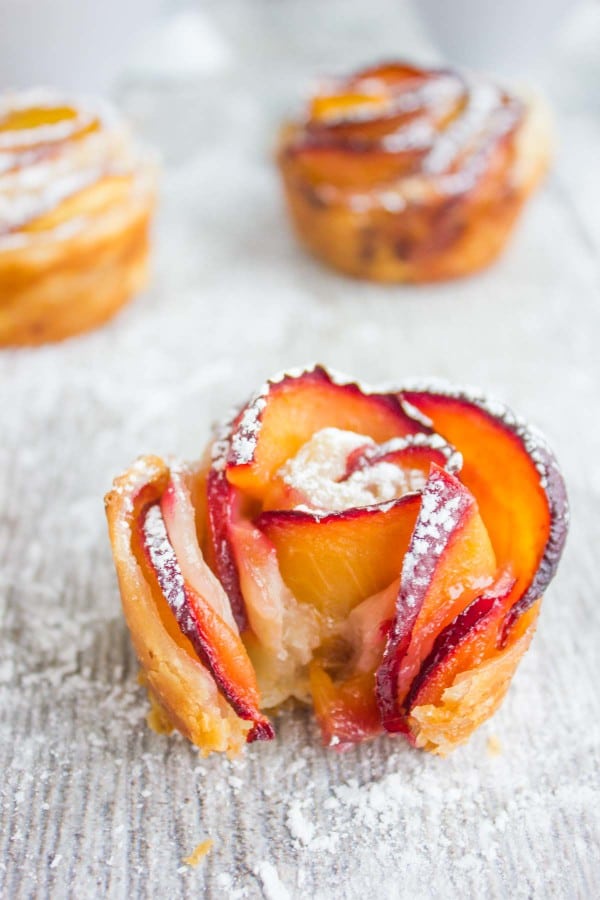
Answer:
[277,62,550,282]
[105,366,568,757]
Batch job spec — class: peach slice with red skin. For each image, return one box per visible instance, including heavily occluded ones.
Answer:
[140,487,273,742]
[342,433,461,482]
[376,464,497,733]
[404,572,517,711]
[399,387,568,638]
[307,62,429,126]
[140,505,272,741]
[406,591,541,755]
[285,144,423,189]
[206,466,249,632]
[207,366,424,625]
[224,366,423,501]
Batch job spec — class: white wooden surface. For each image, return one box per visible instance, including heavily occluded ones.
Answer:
[1,2,599,898]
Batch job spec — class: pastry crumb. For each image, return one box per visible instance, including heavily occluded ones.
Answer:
[142,677,175,735]
[183,839,213,867]
[487,735,503,756]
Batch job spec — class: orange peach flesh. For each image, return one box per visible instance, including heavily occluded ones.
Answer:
[257,495,420,620]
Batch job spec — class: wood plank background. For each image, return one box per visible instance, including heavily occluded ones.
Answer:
[1,2,599,897]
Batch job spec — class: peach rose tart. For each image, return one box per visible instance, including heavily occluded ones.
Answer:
[277,62,550,282]
[105,366,568,757]
[0,89,156,346]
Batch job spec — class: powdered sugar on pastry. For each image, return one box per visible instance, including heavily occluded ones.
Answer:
[278,427,425,513]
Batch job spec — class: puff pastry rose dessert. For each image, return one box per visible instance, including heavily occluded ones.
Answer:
[277,62,550,282]
[105,366,568,757]
[0,89,156,346]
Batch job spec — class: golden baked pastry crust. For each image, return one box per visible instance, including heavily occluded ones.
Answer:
[277,63,550,282]
[0,91,156,346]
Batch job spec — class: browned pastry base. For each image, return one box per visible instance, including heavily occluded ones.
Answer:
[279,173,535,283]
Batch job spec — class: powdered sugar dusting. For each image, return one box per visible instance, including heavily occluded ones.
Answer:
[142,503,187,616]
[290,66,525,210]
[400,468,469,598]
[229,396,267,465]
[278,427,450,513]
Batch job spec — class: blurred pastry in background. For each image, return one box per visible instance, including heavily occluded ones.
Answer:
[0,90,156,346]
[277,62,550,283]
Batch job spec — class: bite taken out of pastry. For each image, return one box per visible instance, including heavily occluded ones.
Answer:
[276,62,551,282]
[0,89,156,346]
[105,366,568,758]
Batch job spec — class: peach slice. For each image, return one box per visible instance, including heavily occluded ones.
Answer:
[310,666,383,749]
[286,144,421,189]
[345,61,431,87]
[206,467,249,631]
[400,387,568,636]
[105,457,253,755]
[160,464,237,632]
[307,63,435,128]
[256,494,421,620]
[343,433,461,483]
[376,465,497,732]
[228,518,287,654]
[310,579,398,747]
[140,499,273,743]
[224,367,422,500]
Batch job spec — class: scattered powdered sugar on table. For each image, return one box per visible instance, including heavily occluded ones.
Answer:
[254,861,291,900]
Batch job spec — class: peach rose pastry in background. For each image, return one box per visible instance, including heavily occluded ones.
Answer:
[105,366,568,757]
[0,89,156,346]
[277,62,550,282]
